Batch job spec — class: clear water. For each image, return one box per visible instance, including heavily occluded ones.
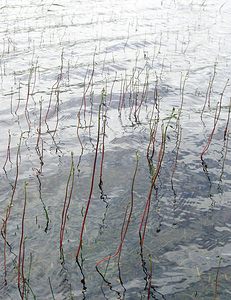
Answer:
[0,0,231,299]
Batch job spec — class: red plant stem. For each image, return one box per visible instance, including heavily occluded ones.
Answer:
[99,99,107,187]
[80,50,96,124]
[146,85,160,160]
[24,67,33,131]
[76,97,102,260]
[60,153,75,256]
[76,112,84,172]
[224,97,231,140]
[18,182,27,299]
[134,71,149,121]
[35,100,44,174]
[45,50,64,131]
[139,124,167,246]
[96,151,139,267]
[201,62,217,121]
[201,79,229,161]
[45,81,59,127]
[1,133,23,285]
[147,118,159,162]
[3,130,12,172]
[36,100,42,149]
[118,77,124,115]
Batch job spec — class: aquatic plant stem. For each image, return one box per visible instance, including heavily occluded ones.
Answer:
[76,91,103,260]
[139,126,166,246]
[201,79,229,161]
[96,151,139,267]
[213,257,222,300]
[2,130,13,174]
[1,133,23,285]
[18,182,28,300]
[139,110,175,246]
[201,62,217,122]
[147,255,153,300]
[224,97,231,141]
[99,90,107,190]
[60,152,75,262]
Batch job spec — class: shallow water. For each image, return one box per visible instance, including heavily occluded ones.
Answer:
[0,0,231,299]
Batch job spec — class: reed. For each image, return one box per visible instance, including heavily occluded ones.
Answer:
[45,50,64,135]
[24,252,35,300]
[75,89,104,260]
[201,62,216,124]
[18,182,28,299]
[170,125,182,198]
[52,50,64,139]
[96,151,139,267]
[36,174,49,233]
[139,126,165,246]
[213,257,222,300]
[35,99,44,174]
[60,152,75,263]
[134,69,149,123]
[2,130,13,174]
[218,99,230,189]
[147,117,159,172]
[1,133,23,285]
[48,277,56,300]
[147,255,153,300]
[15,80,21,116]
[170,72,186,197]
[146,83,160,168]
[80,49,96,126]
[224,97,231,141]
[76,111,84,173]
[201,79,229,163]
[24,67,34,132]
[98,96,110,236]
[99,89,107,191]
[139,110,175,247]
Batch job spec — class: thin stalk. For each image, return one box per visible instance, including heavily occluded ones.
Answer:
[147,255,153,300]
[201,62,217,123]
[139,111,175,247]
[1,133,23,285]
[3,130,13,173]
[48,277,56,300]
[24,67,34,132]
[18,182,28,300]
[76,90,104,260]
[60,152,75,262]
[213,257,222,300]
[201,79,229,161]
[96,151,139,267]
[224,97,231,141]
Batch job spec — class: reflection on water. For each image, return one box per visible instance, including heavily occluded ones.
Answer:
[0,0,231,299]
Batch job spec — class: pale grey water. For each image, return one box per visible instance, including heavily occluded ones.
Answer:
[0,0,231,299]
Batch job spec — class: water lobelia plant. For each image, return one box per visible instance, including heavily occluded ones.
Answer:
[17,182,28,300]
[96,151,140,269]
[60,152,75,263]
[201,79,229,166]
[75,88,106,261]
[139,108,177,247]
